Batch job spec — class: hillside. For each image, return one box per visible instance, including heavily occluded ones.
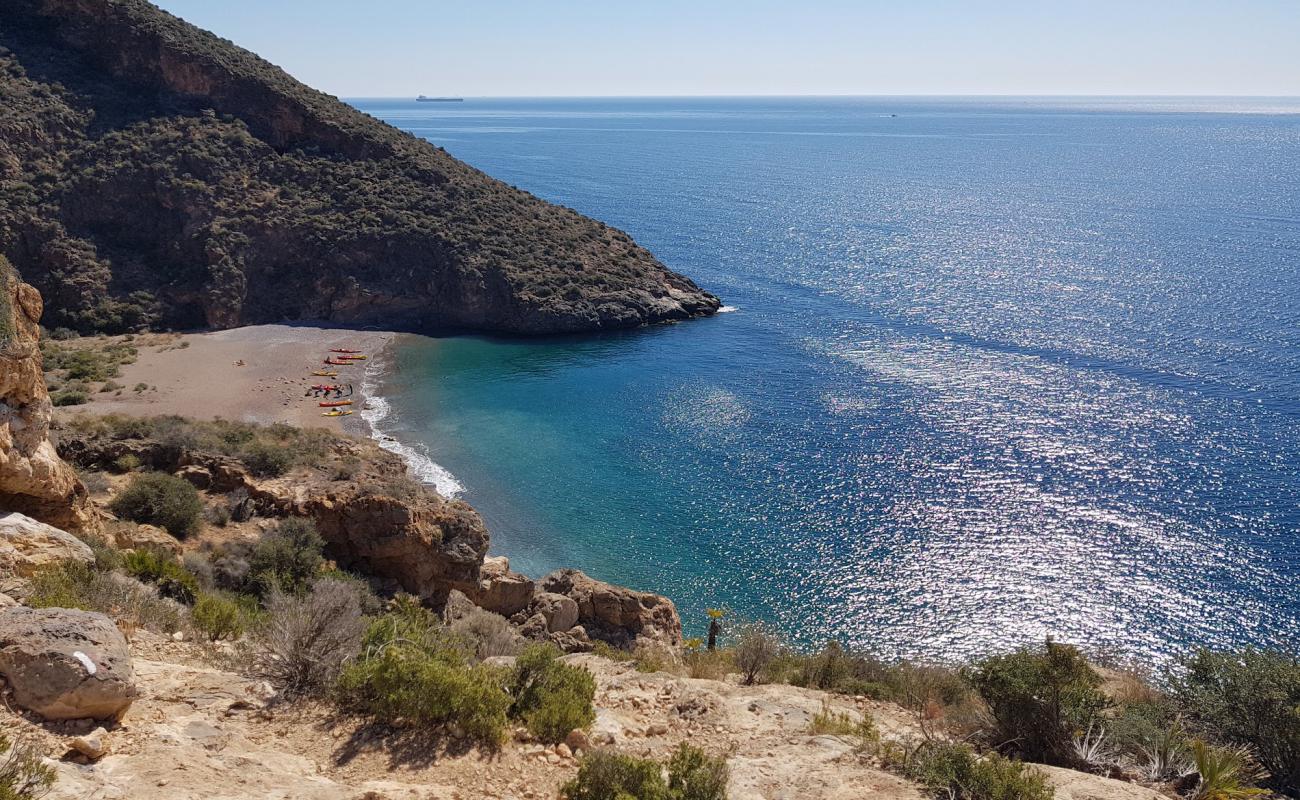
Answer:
[0,0,720,334]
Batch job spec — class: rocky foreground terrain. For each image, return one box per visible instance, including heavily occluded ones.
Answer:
[0,0,719,334]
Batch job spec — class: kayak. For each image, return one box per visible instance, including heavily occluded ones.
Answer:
[323,358,352,366]
[311,370,338,377]
[338,354,367,360]
[319,400,353,407]
[311,384,340,391]
[330,348,362,353]
[321,410,353,417]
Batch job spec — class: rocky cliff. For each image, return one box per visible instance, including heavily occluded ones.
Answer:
[0,256,98,531]
[0,0,719,334]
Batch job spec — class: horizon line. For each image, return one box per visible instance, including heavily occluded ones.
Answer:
[340,92,1300,100]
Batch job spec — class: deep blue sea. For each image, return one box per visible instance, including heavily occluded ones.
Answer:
[349,97,1300,665]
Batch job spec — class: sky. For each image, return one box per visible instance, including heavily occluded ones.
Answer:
[151,0,1300,97]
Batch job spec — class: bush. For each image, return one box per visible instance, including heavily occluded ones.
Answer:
[509,645,596,744]
[28,560,187,633]
[337,601,510,744]
[109,471,203,537]
[111,453,141,473]
[192,591,255,641]
[562,749,668,800]
[74,529,123,572]
[666,743,729,800]
[1172,648,1300,795]
[123,548,199,604]
[561,744,728,800]
[248,517,325,595]
[892,741,1053,800]
[1188,740,1268,800]
[966,640,1109,765]
[256,578,366,696]
[808,702,879,749]
[734,622,780,685]
[0,733,55,800]
[451,606,521,660]
[50,388,88,406]
[241,440,294,478]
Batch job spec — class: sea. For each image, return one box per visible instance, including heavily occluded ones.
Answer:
[348,97,1300,666]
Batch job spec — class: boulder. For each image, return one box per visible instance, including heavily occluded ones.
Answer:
[539,569,682,649]
[0,512,93,577]
[0,606,138,721]
[1033,765,1171,800]
[0,261,99,533]
[531,592,579,633]
[70,726,110,759]
[459,555,535,617]
[109,522,181,556]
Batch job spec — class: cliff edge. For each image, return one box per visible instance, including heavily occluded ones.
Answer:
[0,256,98,532]
[0,0,720,334]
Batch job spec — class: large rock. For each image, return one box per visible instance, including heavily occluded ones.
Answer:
[531,592,580,633]
[460,555,536,617]
[0,511,94,577]
[1034,765,1170,800]
[0,606,137,721]
[108,522,181,556]
[539,569,683,649]
[0,259,99,533]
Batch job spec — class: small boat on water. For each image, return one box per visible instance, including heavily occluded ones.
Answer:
[312,370,339,377]
[319,400,353,408]
[330,348,362,354]
[322,409,353,417]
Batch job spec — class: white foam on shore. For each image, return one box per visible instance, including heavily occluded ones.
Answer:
[718,305,738,313]
[360,355,466,498]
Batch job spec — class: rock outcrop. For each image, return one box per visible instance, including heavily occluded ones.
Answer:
[0,605,138,720]
[0,0,719,335]
[0,258,98,532]
[0,511,93,577]
[540,569,683,649]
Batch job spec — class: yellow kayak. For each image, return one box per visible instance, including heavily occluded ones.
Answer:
[338,355,367,360]
[312,370,339,377]
[321,409,353,417]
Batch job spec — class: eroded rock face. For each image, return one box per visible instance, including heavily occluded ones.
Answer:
[0,606,137,721]
[0,511,94,577]
[540,569,683,649]
[0,259,98,532]
[459,555,536,617]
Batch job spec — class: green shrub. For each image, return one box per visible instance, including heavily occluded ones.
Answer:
[561,744,729,800]
[966,640,1109,764]
[450,606,521,660]
[109,471,203,537]
[111,453,141,473]
[335,597,509,744]
[894,741,1053,800]
[666,744,729,800]
[28,560,186,633]
[192,591,255,641]
[1188,740,1268,800]
[1172,648,1300,795]
[123,548,199,604]
[74,529,123,572]
[0,732,55,800]
[562,749,668,800]
[241,440,294,478]
[509,645,596,744]
[50,388,88,406]
[248,517,325,595]
[808,702,879,749]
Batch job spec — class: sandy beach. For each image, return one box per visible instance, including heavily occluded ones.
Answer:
[61,325,401,430]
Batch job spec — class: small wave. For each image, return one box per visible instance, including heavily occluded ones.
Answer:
[360,360,466,498]
[718,305,739,313]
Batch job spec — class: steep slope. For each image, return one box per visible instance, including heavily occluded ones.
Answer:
[0,0,719,334]
[0,256,98,532]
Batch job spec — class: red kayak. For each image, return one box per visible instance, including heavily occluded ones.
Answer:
[319,400,353,408]
[311,384,340,391]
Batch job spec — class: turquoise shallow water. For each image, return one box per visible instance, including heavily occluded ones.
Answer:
[351,97,1300,664]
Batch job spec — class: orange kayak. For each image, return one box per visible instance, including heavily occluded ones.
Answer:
[319,400,353,408]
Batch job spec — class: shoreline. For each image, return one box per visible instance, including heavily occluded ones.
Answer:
[57,323,470,498]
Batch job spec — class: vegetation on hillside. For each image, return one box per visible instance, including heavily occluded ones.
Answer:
[0,0,717,335]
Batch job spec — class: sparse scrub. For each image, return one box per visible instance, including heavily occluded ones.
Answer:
[247,517,325,595]
[192,591,256,641]
[889,740,1053,800]
[561,744,728,800]
[1172,648,1300,795]
[808,702,879,749]
[0,732,56,800]
[256,578,367,697]
[509,644,596,744]
[733,622,780,685]
[28,560,187,633]
[123,548,199,605]
[966,640,1109,765]
[451,606,521,660]
[109,471,203,537]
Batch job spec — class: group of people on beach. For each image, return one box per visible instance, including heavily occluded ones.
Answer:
[306,383,353,399]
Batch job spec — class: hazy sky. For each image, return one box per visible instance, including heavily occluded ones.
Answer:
[152,0,1300,97]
